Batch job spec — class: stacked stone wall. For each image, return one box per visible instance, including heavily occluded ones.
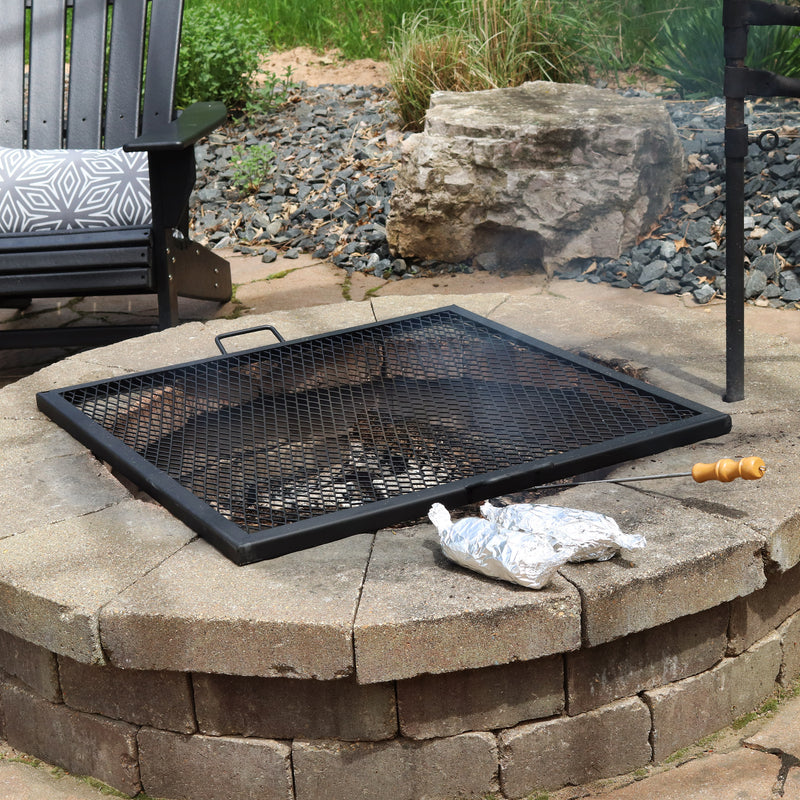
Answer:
[3,561,800,800]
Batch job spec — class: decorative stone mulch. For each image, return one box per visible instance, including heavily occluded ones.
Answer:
[191,84,406,276]
[567,93,800,308]
[189,84,800,307]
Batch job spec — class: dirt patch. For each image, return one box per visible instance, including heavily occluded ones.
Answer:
[259,46,390,88]
[258,47,671,96]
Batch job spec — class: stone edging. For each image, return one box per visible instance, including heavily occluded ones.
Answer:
[1,564,799,799]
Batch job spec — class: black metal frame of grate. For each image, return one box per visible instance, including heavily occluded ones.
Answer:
[36,306,731,564]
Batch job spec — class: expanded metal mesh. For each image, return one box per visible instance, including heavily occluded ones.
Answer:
[58,309,701,536]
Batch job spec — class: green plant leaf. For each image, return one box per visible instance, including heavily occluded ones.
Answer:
[177,4,269,109]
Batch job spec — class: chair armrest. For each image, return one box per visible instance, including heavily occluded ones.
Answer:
[123,101,227,152]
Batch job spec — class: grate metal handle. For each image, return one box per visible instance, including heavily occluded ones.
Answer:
[214,324,286,355]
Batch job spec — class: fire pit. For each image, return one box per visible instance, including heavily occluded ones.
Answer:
[36,306,730,563]
[0,294,795,800]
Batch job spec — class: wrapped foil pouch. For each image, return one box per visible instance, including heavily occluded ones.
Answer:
[480,502,645,562]
[429,503,563,589]
[429,501,645,590]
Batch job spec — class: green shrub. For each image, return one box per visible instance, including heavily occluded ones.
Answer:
[653,0,800,97]
[176,4,269,110]
[389,0,598,130]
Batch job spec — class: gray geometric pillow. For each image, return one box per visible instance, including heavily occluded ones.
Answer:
[0,147,152,233]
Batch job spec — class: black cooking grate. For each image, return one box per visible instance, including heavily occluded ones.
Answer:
[37,307,731,564]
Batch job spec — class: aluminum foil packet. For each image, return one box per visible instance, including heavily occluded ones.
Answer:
[480,502,645,562]
[429,502,645,590]
[429,503,563,589]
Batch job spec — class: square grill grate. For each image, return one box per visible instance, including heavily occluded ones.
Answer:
[36,307,731,564]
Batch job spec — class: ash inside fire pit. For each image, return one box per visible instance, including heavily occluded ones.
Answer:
[36,307,730,564]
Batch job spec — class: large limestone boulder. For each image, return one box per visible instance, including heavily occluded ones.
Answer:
[387,81,686,274]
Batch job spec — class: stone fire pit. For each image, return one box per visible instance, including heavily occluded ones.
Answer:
[0,294,798,800]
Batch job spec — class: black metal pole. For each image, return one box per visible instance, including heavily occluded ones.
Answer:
[723,0,749,402]
[723,109,746,402]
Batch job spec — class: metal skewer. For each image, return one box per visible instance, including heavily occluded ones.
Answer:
[536,457,766,489]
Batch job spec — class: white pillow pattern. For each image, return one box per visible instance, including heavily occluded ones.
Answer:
[0,147,152,233]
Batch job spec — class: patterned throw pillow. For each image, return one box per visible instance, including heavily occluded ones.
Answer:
[0,147,152,233]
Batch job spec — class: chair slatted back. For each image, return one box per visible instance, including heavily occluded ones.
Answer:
[66,0,111,148]
[141,0,182,134]
[0,0,183,150]
[28,0,67,148]
[0,3,27,148]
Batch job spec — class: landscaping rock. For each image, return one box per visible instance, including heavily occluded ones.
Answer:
[386,81,685,274]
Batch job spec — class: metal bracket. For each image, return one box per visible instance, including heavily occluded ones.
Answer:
[725,125,750,158]
[746,0,800,27]
[726,66,800,98]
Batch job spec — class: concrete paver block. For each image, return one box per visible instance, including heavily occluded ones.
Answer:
[292,732,498,800]
[728,561,800,655]
[0,416,85,462]
[204,303,377,344]
[193,673,396,741]
[486,283,727,406]
[0,451,130,540]
[0,361,128,419]
[100,534,374,678]
[59,656,195,733]
[0,499,195,663]
[557,486,766,646]
[692,411,800,571]
[0,628,60,703]
[566,604,728,714]
[370,292,509,322]
[498,696,652,797]
[71,321,220,373]
[0,752,141,800]
[233,261,351,314]
[744,694,800,757]
[596,747,781,800]
[353,524,581,683]
[486,280,800,413]
[375,274,544,303]
[646,632,782,762]
[0,679,140,797]
[397,655,563,739]
[138,728,292,800]
[778,611,800,687]
[762,511,800,573]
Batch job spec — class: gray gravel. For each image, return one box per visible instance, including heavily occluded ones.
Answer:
[563,93,800,308]
[189,84,800,307]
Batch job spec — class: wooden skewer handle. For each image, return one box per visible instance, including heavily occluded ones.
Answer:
[691,457,766,483]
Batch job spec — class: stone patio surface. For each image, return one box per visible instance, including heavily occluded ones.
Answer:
[1,249,800,797]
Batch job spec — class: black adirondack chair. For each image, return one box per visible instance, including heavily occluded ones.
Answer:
[0,0,232,349]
